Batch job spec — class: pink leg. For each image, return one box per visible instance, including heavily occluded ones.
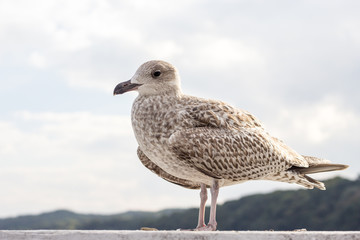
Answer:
[195,179,219,231]
[208,179,219,230]
[196,184,208,228]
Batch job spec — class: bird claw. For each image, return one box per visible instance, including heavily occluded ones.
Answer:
[194,223,217,231]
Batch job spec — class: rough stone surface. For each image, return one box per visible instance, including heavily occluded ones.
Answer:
[0,231,359,240]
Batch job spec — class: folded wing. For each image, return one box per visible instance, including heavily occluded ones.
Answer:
[169,127,308,182]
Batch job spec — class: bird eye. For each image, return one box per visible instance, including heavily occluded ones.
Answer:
[152,70,161,78]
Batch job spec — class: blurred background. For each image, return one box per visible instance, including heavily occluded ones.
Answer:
[0,0,359,220]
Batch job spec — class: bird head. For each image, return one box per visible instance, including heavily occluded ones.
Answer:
[113,60,182,96]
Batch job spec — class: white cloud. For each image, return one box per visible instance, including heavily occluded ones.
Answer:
[145,40,184,60]
[268,96,360,144]
[184,34,265,70]
[2,111,134,162]
[0,111,141,216]
[0,0,267,92]
[28,52,47,69]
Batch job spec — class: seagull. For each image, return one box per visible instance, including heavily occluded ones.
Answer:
[113,60,348,231]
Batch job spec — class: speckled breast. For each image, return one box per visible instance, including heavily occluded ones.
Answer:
[131,95,212,184]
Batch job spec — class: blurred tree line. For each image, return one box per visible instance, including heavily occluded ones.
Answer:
[0,177,359,230]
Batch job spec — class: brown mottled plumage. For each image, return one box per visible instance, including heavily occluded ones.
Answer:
[114,60,348,231]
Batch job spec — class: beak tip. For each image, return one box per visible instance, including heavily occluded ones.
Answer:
[113,80,141,96]
[113,82,124,96]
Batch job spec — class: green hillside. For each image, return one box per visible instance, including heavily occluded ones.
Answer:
[1,176,359,230]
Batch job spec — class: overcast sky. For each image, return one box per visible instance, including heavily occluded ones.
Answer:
[0,0,359,218]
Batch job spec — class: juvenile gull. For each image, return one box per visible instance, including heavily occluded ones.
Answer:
[113,60,348,231]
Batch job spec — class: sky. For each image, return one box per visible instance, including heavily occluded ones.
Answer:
[0,0,359,218]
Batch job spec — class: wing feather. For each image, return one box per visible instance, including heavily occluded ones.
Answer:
[177,99,308,169]
[181,97,264,129]
[169,127,307,181]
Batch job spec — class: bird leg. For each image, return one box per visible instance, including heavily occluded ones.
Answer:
[195,179,219,231]
[196,183,208,228]
[208,179,219,230]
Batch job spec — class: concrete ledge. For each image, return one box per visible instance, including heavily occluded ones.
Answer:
[1,230,360,240]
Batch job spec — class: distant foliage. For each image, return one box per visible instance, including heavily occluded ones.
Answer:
[0,177,359,230]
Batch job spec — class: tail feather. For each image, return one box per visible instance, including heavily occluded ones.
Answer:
[282,156,349,190]
[266,154,348,190]
[303,175,326,190]
[291,163,349,174]
[265,171,326,190]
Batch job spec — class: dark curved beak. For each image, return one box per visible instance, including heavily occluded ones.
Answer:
[113,80,142,95]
